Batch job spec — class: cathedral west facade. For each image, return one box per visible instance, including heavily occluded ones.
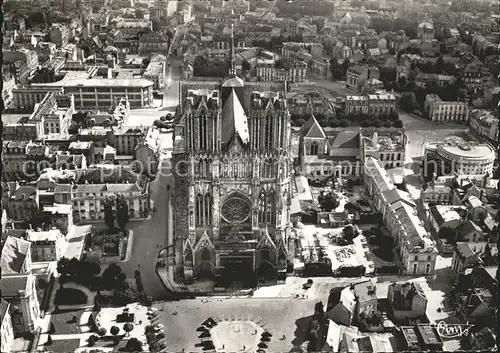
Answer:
[171,73,293,283]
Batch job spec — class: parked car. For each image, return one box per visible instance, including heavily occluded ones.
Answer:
[147,307,158,315]
[154,324,164,331]
[156,332,166,339]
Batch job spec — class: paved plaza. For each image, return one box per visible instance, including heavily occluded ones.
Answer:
[211,321,264,352]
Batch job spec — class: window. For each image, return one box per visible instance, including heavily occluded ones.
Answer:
[427,255,431,261]
[310,141,319,155]
[413,263,418,274]
[414,256,418,261]
[425,263,431,274]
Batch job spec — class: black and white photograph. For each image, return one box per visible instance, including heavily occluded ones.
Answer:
[0,0,499,352]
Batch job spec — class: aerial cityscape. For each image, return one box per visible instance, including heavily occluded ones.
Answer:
[1,0,499,352]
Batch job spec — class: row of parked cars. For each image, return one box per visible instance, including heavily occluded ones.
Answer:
[147,307,166,340]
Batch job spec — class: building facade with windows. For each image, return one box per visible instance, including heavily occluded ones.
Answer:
[1,299,15,353]
[171,71,293,283]
[364,157,438,275]
[30,76,154,109]
[345,94,397,117]
[70,183,150,223]
[424,94,469,122]
[468,109,498,142]
[424,137,495,177]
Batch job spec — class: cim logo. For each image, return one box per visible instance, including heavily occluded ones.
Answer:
[436,321,474,339]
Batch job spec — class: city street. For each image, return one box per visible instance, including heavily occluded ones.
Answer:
[119,146,174,300]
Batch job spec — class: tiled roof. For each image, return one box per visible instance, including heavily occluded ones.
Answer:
[328,131,359,149]
[301,115,326,139]
[0,236,31,275]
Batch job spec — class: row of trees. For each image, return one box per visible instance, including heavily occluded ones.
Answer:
[103,195,130,231]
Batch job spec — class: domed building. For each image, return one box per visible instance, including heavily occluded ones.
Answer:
[171,29,293,286]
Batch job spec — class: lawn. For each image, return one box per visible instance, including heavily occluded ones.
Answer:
[44,338,80,353]
[54,288,88,305]
[49,309,85,335]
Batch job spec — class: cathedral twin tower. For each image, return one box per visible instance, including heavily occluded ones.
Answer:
[171,71,294,283]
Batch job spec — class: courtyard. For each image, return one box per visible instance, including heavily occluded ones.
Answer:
[298,224,375,274]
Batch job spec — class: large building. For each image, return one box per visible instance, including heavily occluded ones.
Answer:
[424,136,495,177]
[171,46,293,284]
[30,73,154,109]
[345,94,397,117]
[297,117,406,183]
[364,157,438,275]
[424,94,469,122]
[468,109,498,143]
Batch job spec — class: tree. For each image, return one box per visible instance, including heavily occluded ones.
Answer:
[141,57,150,69]
[399,92,418,113]
[318,192,340,211]
[343,225,358,242]
[126,337,143,352]
[102,263,124,289]
[435,56,445,74]
[388,110,399,121]
[339,119,349,128]
[329,59,343,80]
[135,8,144,18]
[123,323,134,337]
[116,194,130,231]
[372,120,382,128]
[88,335,97,347]
[57,257,70,276]
[110,326,120,336]
[242,59,251,71]
[392,120,403,128]
[97,327,107,337]
[341,58,351,76]
[103,197,115,230]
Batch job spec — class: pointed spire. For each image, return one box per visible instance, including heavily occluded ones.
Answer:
[230,24,236,76]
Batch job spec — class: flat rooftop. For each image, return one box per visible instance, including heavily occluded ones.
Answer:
[32,75,154,88]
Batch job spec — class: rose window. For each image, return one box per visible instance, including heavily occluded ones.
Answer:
[221,196,250,224]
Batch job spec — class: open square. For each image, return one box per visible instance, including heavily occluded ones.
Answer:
[211,321,264,352]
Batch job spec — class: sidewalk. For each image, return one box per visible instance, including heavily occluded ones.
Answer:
[120,230,135,263]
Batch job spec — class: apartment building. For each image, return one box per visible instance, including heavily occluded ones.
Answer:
[138,33,169,56]
[3,141,29,179]
[364,157,438,275]
[345,94,397,117]
[424,94,469,122]
[346,65,379,91]
[468,109,498,142]
[71,182,150,222]
[143,58,166,90]
[256,60,307,83]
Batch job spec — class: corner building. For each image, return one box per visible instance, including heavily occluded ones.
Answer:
[172,74,293,284]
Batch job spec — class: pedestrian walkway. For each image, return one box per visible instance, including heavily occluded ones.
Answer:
[121,230,135,262]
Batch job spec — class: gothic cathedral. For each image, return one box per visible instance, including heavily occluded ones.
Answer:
[171,36,293,284]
